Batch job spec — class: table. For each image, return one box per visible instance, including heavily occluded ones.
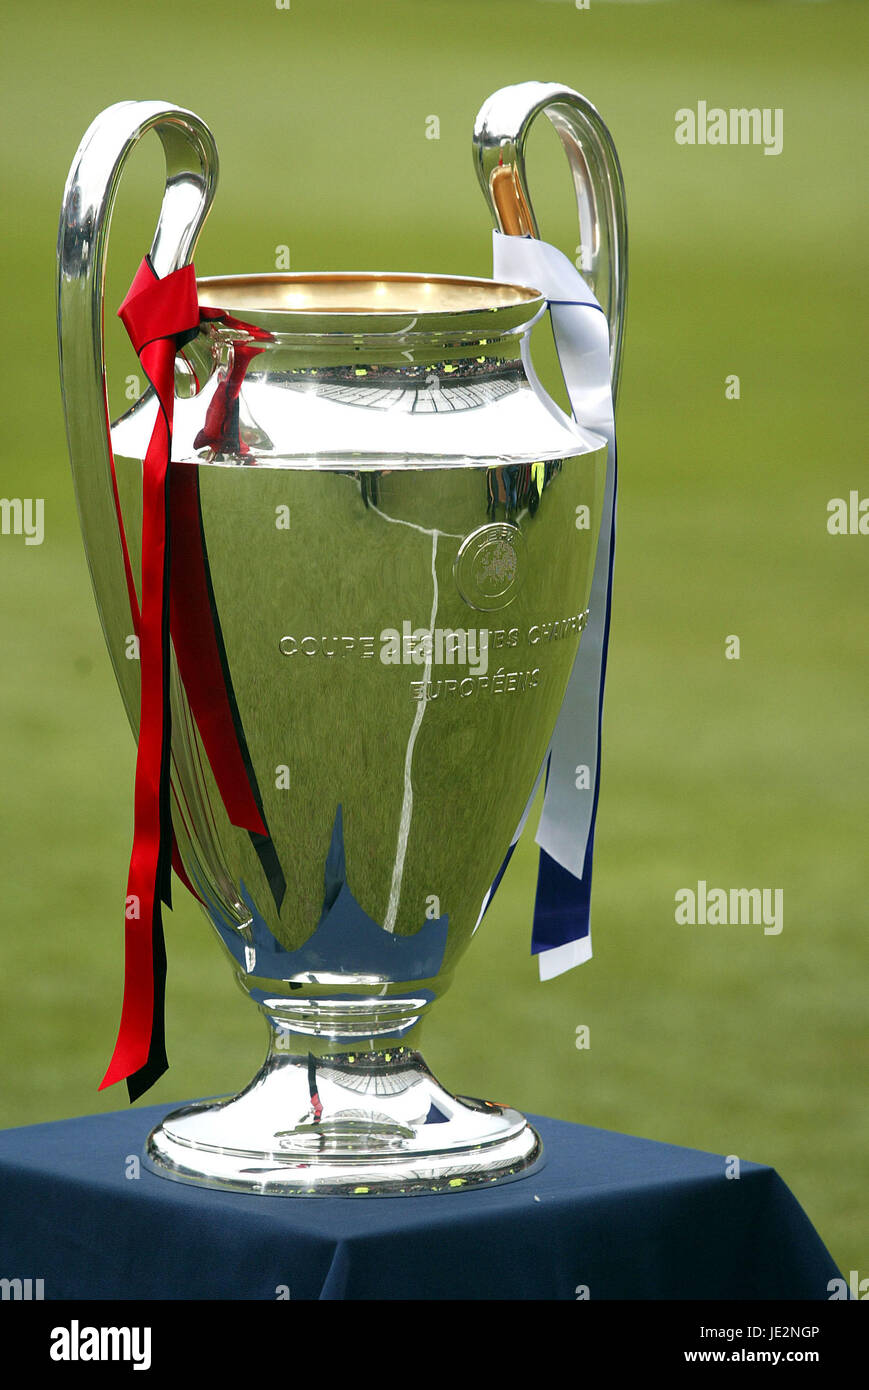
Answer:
[0,1103,841,1300]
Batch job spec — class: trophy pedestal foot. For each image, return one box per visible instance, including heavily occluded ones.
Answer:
[143,1045,542,1196]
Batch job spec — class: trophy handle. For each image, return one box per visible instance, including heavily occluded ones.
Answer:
[57,101,218,721]
[473,81,627,403]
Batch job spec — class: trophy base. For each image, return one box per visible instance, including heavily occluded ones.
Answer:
[143,1045,542,1197]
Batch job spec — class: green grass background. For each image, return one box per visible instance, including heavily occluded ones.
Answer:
[1,0,866,1283]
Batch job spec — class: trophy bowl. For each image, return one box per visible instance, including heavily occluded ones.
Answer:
[57,87,625,1195]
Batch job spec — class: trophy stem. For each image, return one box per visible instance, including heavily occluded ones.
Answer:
[144,1013,542,1196]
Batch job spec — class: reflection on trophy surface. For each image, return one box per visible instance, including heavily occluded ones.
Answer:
[57,83,625,1194]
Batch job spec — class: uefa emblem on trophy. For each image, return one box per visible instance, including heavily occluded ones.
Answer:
[57,82,626,1195]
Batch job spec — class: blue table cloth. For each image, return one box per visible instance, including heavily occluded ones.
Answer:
[0,1104,840,1300]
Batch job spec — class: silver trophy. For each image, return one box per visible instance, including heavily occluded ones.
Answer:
[57,84,626,1195]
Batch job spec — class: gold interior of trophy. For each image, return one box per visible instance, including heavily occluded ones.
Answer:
[196,272,542,315]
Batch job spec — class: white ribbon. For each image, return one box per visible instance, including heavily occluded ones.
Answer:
[492,230,617,980]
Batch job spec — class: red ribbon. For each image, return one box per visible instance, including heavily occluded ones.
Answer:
[99,257,200,1099]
